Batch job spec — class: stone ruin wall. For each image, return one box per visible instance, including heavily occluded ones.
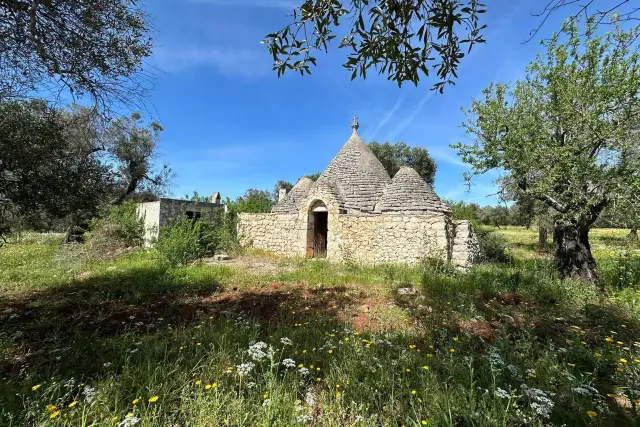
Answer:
[237,212,478,268]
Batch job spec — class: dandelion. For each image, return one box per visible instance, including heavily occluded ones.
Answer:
[406,368,411,372]
[411,390,417,395]
[421,421,428,425]
[423,365,429,370]
[47,404,57,412]
[336,391,342,398]
[68,401,78,408]
[148,396,159,403]
[50,410,60,419]
[316,377,322,382]
[449,348,455,353]
[195,380,202,386]
[32,384,42,391]
[586,410,597,418]
[132,398,140,405]
[328,349,333,354]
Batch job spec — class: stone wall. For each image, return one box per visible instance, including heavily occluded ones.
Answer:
[237,211,478,268]
[451,220,479,269]
[237,213,307,256]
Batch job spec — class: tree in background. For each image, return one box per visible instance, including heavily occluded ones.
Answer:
[0,100,106,244]
[0,0,153,112]
[368,141,437,184]
[273,180,294,201]
[454,18,640,284]
[264,0,486,90]
[305,172,322,181]
[231,189,275,214]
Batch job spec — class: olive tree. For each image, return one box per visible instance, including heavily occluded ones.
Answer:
[0,0,153,111]
[368,141,437,184]
[454,18,640,284]
[264,0,486,90]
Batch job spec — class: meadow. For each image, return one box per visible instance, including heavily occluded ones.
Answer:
[1,227,640,426]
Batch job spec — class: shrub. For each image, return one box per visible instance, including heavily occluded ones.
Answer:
[86,202,144,258]
[155,210,238,267]
[477,228,512,264]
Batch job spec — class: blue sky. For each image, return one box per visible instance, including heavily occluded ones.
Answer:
[143,0,572,205]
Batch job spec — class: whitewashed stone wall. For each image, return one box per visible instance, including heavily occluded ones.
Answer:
[237,212,478,267]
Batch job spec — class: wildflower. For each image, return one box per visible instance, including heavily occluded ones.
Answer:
[280,337,293,346]
[118,416,141,427]
[495,388,510,399]
[47,404,57,412]
[195,380,202,386]
[148,396,159,403]
[328,349,333,354]
[196,342,201,346]
[422,421,428,425]
[248,342,274,362]
[32,384,42,391]
[620,358,628,364]
[595,352,602,357]
[316,377,322,382]
[68,401,78,408]
[262,399,270,406]
[423,366,429,370]
[132,398,139,405]
[299,367,310,376]
[236,362,254,376]
[336,391,342,398]
[411,390,417,395]
[567,363,576,367]
[281,358,296,368]
[605,337,614,343]
[406,368,411,372]
[50,411,60,419]
[586,410,597,418]
[449,348,455,353]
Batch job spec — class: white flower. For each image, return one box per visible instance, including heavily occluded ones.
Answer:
[118,417,141,427]
[103,362,112,367]
[247,381,257,388]
[281,358,296,368]
[262,398,271,406]
[521,385,555,420]
[487,348,504,368]
[305,391,316,406]
[572,385,599,396]
[248,342,274,361]
[280,337,293,346]
[296,414,313,423]
[83,385,96,403]
[495,388,510,399]
[236,362,254,376]
[298,367,309,376]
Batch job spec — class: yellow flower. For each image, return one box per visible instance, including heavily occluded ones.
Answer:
[316,377,322,382]
[528,373,537,378]
[605,337,614,342]
[411,390,417,395]
[422,421,428,425]
[310,365,314,369]
[335,391,341,398]
[423,366,429,370]
[212,383,218,388]
[449,348,455,353]
[50,411,60,419]
[148,396,159,403]
[567,363,576,367]
[68,401,77,408]
[344,338,349,342]
[132,398,139,405]
[205,384,212,390]
[620,358,628,364]
[336,384,340,389]
[328,349,333,354]
[406,368,411,372]
[586,410,597,418]
[196,342,201,346]
[195,380,202,386]
[263,393,268,399]
[595,352,602,357]
[179,346,184,351]
[32,384,42,391]
[453,337,459,342]
[47,404,57,412]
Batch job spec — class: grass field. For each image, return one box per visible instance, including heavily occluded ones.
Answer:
[1,228,640,426]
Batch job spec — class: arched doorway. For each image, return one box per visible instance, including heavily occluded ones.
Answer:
[307,200,328,258]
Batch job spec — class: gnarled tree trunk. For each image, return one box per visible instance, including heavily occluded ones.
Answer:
[553,221,599,285]
[628,225,638,241]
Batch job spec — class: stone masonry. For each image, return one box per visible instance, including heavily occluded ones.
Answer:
[237,117,479,268]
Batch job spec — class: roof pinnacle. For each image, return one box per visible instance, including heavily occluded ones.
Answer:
[351,115,359,133]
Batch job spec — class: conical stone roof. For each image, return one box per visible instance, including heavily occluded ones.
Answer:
[272,177,314,214]
[375,166,451,214]
[315,122,390,212]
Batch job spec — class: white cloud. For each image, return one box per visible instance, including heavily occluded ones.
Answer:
[429,145,466,167]
[369,96,405,140]
[190,0,298,9]
[387,90,435,140]
[152,45,269,76]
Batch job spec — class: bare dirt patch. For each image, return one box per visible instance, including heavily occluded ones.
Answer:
[200,256,296,275]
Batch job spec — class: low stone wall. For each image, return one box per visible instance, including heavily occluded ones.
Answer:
[237,212,478,267]
[237,213,306,256]
[330,213,452,264]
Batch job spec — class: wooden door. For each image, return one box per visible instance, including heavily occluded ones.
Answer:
[313,212,328,258]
